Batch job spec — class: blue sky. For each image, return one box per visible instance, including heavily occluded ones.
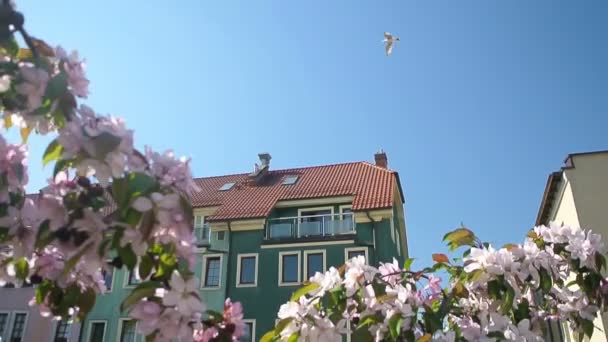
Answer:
[15,1,608,267]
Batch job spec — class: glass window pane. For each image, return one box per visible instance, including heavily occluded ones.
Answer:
[281,254,298,283]
[89,322,105,342]
[0,313,8,337]
[306,253,323,279]
[348,250,365,260]
[120,320,136,342]
[54,320,70,342]
[102,266,114,290]
[240,257,256,284]
[10,313,26,342]
[127,271,140,286]
[240,322,253,342]
[205,257,221,287]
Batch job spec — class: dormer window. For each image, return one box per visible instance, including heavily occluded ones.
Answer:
[282,175,299,185]
[219,182,235,191]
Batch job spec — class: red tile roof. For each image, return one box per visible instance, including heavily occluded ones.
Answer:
[191,162,403,222]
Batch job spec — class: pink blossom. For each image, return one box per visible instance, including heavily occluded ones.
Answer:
[16,66,49,110]
[162,271,205,317]
[223,298,245,340]
[379,258,401,286]
[193,327,218,342]
[130,300,162,336]
[55,46,89,98]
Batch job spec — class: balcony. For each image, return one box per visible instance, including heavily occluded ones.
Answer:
[194,224,210,246]
[265,213,355,240]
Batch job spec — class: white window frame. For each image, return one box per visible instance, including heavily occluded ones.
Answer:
[242,319,256,342]
[50,319,71,342]
[86,320,107,342]
[344,247,369,263]
[297,206,335,218]
[117,318,138,342]
[303,249,326,281]
[7,311,28,342]
[0,310,10,341]
[278,251,301,286]
[339,205,353,215]
[236,253,258,288]
[102,260,115,293]
[201,253,223,289]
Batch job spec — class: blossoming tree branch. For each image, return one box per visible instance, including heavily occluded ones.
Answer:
[0,2,607,342]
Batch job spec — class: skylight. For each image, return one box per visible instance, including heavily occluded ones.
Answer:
[282,175,299,185]
[219,182,235,191]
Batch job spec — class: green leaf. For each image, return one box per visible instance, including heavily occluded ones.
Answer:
[0,38,19,58]
[35,220,54,250]
[53,159,70,177]
[287,333,299,342]
[487,280,501,299]
[120,284,157,312]
[77,287,96,319]
[443,227,477,251]
[43,140,63,166]
[35,280,53,304]
[417,334,431,342]
[388,314,404,339]
[44,72,68,100]
[357,315,381,330]
[501,284,515,313]
[595,252,606,272]
[14,258,29,280]
[118,244,137,270]
[127,172,158,199]
[514,298,531,323]
[539,267,552,294]
[139,254,153,280]
[290,283,320,301]
[274,317,294,334]
[260,330,278,342]
[581,319,594,339]
[487,331,504,339]
[89,132,122,159]
[422,311,442,334]
[403,258,415,271]
[432,253,450,264]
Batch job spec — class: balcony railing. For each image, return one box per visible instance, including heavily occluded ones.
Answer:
[266,213,355,240]
[194,224,210,246]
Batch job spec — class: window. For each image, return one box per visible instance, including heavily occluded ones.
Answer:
[102,265,114,291]
[282,175,299,185]
[9,313,26,342]
[345,247,368,263]
[88,321,106,342]
[304,250,326,280]
[219,182,235,191]
[53,320,70,342]
[118,319,136,342]
[203,255,222,288]
[240,320,256,342]
[194,215,209,243]
[298,207,334,237]
[0,312,8,338]
[279,251,300,286]
[217,231,226,241]
[125,270,140,287]
[237,254,258,287]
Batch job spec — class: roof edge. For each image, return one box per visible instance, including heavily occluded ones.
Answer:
[562,150,608,170]
[535,171,562,226]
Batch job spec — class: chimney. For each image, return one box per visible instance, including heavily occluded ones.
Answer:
[249,153,271,181]
[374,150,388,168]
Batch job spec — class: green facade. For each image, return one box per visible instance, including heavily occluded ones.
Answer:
[223,202,407,340]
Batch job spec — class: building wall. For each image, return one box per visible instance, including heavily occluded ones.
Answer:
[546,153,608,342]
[224,208,401,340]
[560,154,608,342]
[0,287,80,342]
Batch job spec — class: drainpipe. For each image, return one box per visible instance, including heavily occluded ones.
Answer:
[365,211,378,265]
[224,221,233,301]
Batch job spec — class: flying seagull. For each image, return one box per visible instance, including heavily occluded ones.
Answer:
[383,32,400,56]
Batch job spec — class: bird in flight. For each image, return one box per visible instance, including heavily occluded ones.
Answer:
[383,32,400,56]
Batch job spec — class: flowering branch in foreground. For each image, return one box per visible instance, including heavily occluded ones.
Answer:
[263,224,608,342]
[0,3,241,341]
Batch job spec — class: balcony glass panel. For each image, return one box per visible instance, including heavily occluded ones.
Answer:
[266,212,355,240]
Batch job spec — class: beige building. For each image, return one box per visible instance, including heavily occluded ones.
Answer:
[536,150,608,342]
